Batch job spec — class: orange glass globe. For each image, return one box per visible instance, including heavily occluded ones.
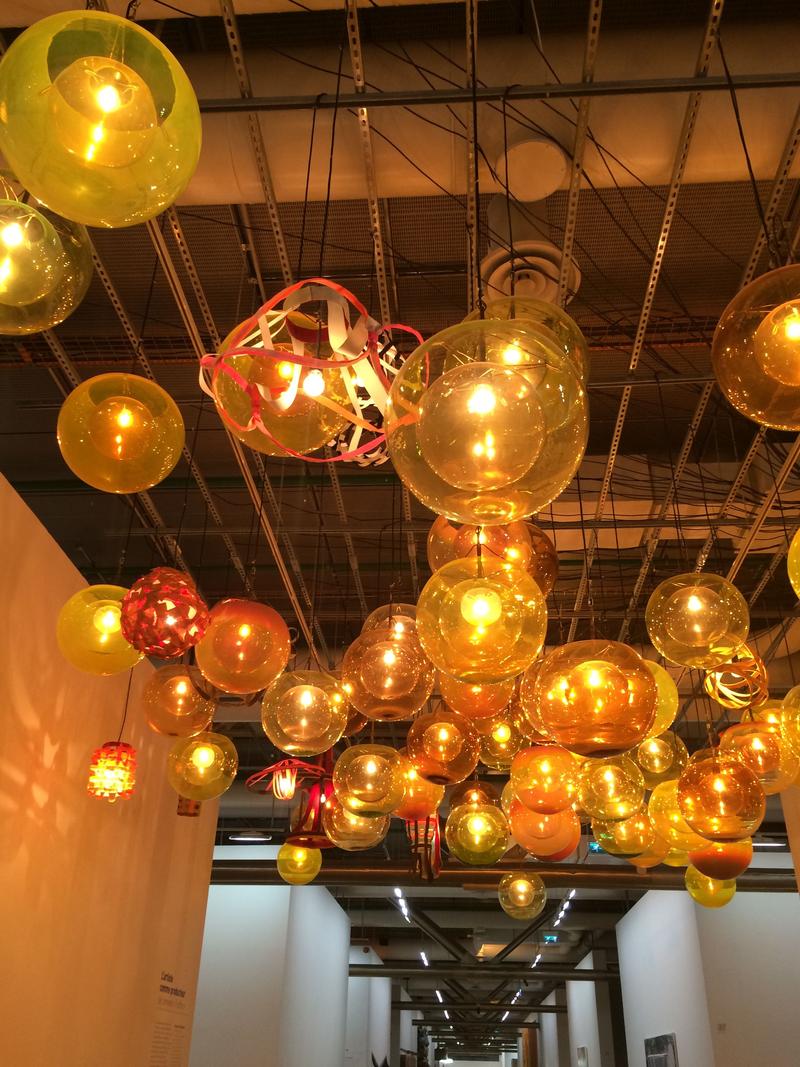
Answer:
[479,714,526,769]
[711,264,800,429]
[635,731,689,789]
[385,318,588,525]
[361,602,418,633]
[577,756,645,821]
[167,731,238,801]
[509,799,581,859]
[277,843,322,885]
[57,373,184,494]
[450,780,500,808]
[322,795,390,851]
[261,670,348,756]
[592,809,656,857]
[677,753,765,841]
[685,864,737,908]
[392,751,444,820]
[625,833,670,869]
[445,801,509,865]
[333,744,405,816]
[341,625,434,722]
[720,721,799,794]
[196,598,290,695]
[522,640,656,756]
[498,871,547,920]
[643,661,679,735]
[57,584,142,675]
[406,706,480,784]
[689,837,753,880]
[645,573,749,669]
[789,529,800,597]
[141,664,214,737]
[648,781,707,852]
[780,689,800,755]
[510,745,578,814]
[417,557,547,684]
[438,674,515,722]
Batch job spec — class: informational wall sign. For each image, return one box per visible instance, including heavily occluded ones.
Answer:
[150,970,191,1067]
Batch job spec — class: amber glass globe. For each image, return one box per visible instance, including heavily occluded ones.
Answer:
[438,674,515,722]
[577,756,644,821]
[361,603,419,635]
[0,11,201,227]
[196,598,290,695]
[720,721,799,794]
[625,833,670,869]
[645,573,749,669]
[779,690,800,755]
[689,838,752,880]
[385,318,587,525]
[262,670,348,756]
[463,296,589,380]
[522,640,656,756]
[498,871,547,920]
[57,373,184,494]
[479,713,526,769]
[648,781,707,851]
[322,795,390,851]
[450,780,500,808]
[644,661,679,735]
[685,865,736,908]
[677,753,765,841]
[406,706,480,784]
[788,530,800,598]
[392,750,445,820]
[333,744,405,816]
[500,778,517,818]
[427,517,559,596]
[510,745,578,814]
[445,801,509,865]
[167,731,238,801]
[417,557,547,684]
[635,731,689,789]
[142,664,214,737]
[592,809,656,857]
[341,625,434,723]
[277,843,322,885]
[509,799,581,859]
[57,584,142,675]
[711,264,800,429]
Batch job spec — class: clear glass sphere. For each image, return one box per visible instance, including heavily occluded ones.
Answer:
[57,373,184,494]
[445,801,510,865]
[510,745,579,814]
[167,731,238,801]
[341,626,434,722]
[689,837,752,880]
[322,795,389,851]
[522,640,656,755]
[720,720,799,794]
[417,557,547,684]
[276,843,322,885]
[385,319,587,525]
[261,670,348,756]
[685,864,737,908]
[478,713,526,769]
[577,756,645,821]
[645,573,750,669]
[643,661,679,735]
[438,674,515,722]
[406,706,480,784]
[57,584,142,675]
[592,809,656,856]
[711,264,800,429]
[0,11,201,227]
[648,780,707,851]
[635,731,689,789]
[392,750,445,820]
[509,799,581,859]
[677,753,765,841]
[498,870,547,920]
[333,744,405,816]
[142,664,214,737]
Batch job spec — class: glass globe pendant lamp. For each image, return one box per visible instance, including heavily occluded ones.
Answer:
[445,800,509,865]
[719,720,799,795]
[688,837,752,881]
[57,584,142,675]
[262,671,349,756]
[167,732,238,801]
[141,664,214,737]
[645,573,749,669]
[634,731,689,789]
[196,598,290,695]
[405,705,480,784]
[677,751,765,841]
[508,799,581,860]
[322,794,390,851]
[497,871,547,920]
[277,843,322,885]
[576,756,645,822]
[685,864,737,908]
[510,744,579,814]
[332,744,405,816]
[392,750,444,820]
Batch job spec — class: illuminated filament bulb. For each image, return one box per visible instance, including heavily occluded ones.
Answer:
[467,384,497,415]
[302,370,325,398]
[460,586,503,627]
[501,344,523,366]
[92,604,121,638]
[492,723,512,744]
[1,221,24,248]
[191,744,216,772]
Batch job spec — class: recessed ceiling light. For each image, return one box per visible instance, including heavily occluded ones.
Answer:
[228,832,272,842]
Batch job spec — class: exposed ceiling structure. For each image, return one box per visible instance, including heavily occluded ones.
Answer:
[2,0,800,1058]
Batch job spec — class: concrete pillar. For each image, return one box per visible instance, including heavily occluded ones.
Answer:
[566,952,617,1067]
[346,947,391,1066]
[539,990,569,1067]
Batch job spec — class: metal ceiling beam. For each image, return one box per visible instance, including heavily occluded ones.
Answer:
[398,899,475,964]
[393,1001,566,1013]
[196,71,800,114]
[491,905,560,964]
[351,964,613,982]
[567,0,724,641]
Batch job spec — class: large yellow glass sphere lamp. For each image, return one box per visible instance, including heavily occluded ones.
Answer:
[0,11,201,228]
[645,573,749,669]
[57,584,142,675]
[510,745,579,814]
[521,640,656,756]
[711,264,800,429]
[332,744,405,816]
[261,671,349,756]
[57,373,184,494]
[445,801,510,865]
[341,619,435,722]
[277,843,322,885]
[648,781,707,852]
[643,661,680,736]
[322,795,390,851]
[385,318,588,525]
[592,809,656,857]
[197,598,290,695]
[689,838,753,881]
[677,753,765,841]
[635,731,689,789]
[167,732,238,801]
[406,706,480,784]
[141,664,214,737]
[576,756,645,822]
[416,557,547,683]
[498,871,547,920]
[685,865,737,908]
[720,720,799,794]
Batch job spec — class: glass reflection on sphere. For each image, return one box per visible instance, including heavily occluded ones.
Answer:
[445,801,509,865]
[406,706,479,784]
[333,744,405,816]
[677,753,765,841]
[511,744,578,814]
[276,843,322,885]
[416,556,547,684]
[0,199,65,306]
[498,871,547,920]
[720,720,799,794]
[509,799,581,859]
[663,848,690,868]
[322,795,390,851]
[592,809,656,857]
[438,673,515,722]
[685,864,737,908]
[167,731,237,801]
[643,661,679,736]
[341,624,434,722]
[689,837,752,881]
[262,670,348,756]
[57,584,142,675]
[648,780,707,851]
[196,598,290,695]
[577,756,644,821]
[635,731,689,789]
[142,664,213,737]
[625,833,670,869]
[645,573,749,669]
[392,750,444,820]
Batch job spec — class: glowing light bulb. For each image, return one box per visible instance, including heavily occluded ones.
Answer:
[438,727,452,743]
[493,723,512,744]
[116,406,134,429]
[277,360,295,380]
[96,83,122,114]
[364,759,378,776]
[191,744,216,771]
[93,604,121,635]
[238,623,252,639]
[298,688,314,708]
[460,586,503,627]
[1,221,24,248]
[785,313,800,341]
[382,648,397,667]
[303,370,325,398]
[467,813,489,837]
[502,344,523,365]
[467,384,497,415]
[686,594,703,613]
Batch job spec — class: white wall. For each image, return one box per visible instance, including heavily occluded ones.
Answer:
[539,991,569,1067]
[346,947,391,1067]
[566,952,616,1067]
[0,475,216,1067]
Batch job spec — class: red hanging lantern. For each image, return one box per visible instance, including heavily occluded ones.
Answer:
[405,816,442,881]
[273,766,298,800]
[87,741,136,802]
[121,567,209,658]
[287,779,336,849]
[246,755,329,802]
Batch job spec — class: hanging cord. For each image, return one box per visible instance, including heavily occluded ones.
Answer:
[298,98,321,278]
[654,375,691,570]
[319,45,345,277]
[501,88,516,299]
[116,669,135,743]
[466,0,485,317]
